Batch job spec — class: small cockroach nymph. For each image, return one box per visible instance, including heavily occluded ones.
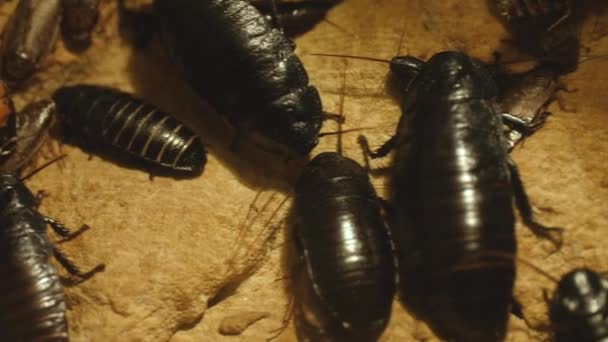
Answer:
[52,85,206,175]
[154,0,323,157]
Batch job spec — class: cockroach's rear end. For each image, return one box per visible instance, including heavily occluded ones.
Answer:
[52,85,206,175]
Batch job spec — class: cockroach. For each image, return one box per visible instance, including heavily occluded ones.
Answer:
[292,151,397,340]
[249,0,342,36]
[490,0,581,73]
[0,100,56,173]
[52,85,206,175]
[61,0,101,46]
[499,63,564,151]
[547,268,608,342]
[0,165,104,341]
[154,0,323,157]
[354,51,563,342]
[1,0,62,86]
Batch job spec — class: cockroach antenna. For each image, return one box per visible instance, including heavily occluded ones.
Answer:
[20,154,67,181]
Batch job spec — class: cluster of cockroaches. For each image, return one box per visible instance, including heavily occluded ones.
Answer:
[0,0,604,341]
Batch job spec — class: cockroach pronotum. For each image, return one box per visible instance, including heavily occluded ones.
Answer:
[52,85,206,175]
[249,0,342,36]
[352,51,563,341]
[548,268,608,342]
[1,0,62,86]
[0,100,56,173]
[154,0,323,157]
[292,151,396,340]
[0,169,104,341]
[61,0,101,47]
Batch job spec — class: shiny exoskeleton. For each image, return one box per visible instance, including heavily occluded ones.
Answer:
[549,268,608,342]
[498,64,563,151]
[364,51,562,342]
[0,173,104,341]
[154,0,323,156]
[0,100,56,173]
[250,0,342,36]
[1,0,62,85]
[61,0,101,46]
[293,152,396,340]
[52,85,206,175]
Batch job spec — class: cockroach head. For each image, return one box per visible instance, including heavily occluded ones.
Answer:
[0,173,36,212]
[550,268,608,319]
[389,56,425,90]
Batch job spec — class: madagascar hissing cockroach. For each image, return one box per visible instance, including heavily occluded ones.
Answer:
[547,268,608,342]
[292,151,396,340]
[61,0,101,47]
[356,51,563,342]
[0,171,104,341]
[499,63,565,151]
[249,0,342,36]
[0,100,56,173]
[52,85,206,175]
[154,0,323,157]
[1,0,62,86]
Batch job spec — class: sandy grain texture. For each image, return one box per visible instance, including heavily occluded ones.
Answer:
[2,0,607,341]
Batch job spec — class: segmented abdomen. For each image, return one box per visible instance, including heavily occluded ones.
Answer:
[0,209,67,341]
[53,85,206,174]
[294,152,395,338]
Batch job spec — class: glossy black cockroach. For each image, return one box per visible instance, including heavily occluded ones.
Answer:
[0,100,56,173]
[154,0,323,157]
[61,0,101,47]
[0,169,105,341]
[1,0,62,86]
[52,85,206,175]
[249,0,342,36]
[354,51,563,342]
[292,151,396,340]
[548,268,608,342]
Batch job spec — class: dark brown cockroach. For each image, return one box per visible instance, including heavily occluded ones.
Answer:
[490,0,582,73]
[0,171,104,341]
[292,151,396,340]
[1,0,62,86]
[0,100,56,173]
[61,0,101,47]
[154,0,323,157]
[548,268,608,342]
[52,85,206,175]
[498,63,565,151]
[249,0,342,36]
[356,51,563,342]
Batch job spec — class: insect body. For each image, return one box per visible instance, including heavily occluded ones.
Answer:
[0,100,56,173]
[249,0,342,36]
[154,0,323,156]
[61,0,101,46]
[363,51,562,342]
[1,0,62,85]
[52,85,206,175]
[0,173,104,341]
[293,152,396,339]
[549,268,608,342]
[0,81,16,164]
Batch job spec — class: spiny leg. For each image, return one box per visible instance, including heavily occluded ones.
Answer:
[508,160,563,250]
[53,247,105,279]
[45,216,90,241]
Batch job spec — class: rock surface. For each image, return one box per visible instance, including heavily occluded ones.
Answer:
[2,0,607,341]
